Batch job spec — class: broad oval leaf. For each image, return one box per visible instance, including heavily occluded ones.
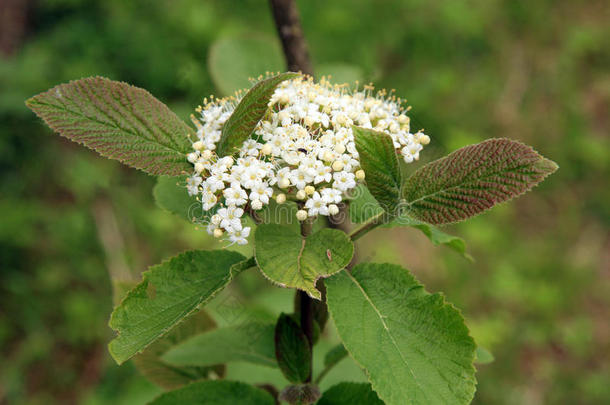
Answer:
[162,322,277,368]
[149,380,275,405]
[317,382,384,405]
[108,251,254,364]
[208,34,285,96]
[353,126,402,216]
[133,310,224,389]
[275,313,312,383]
[254,224,354,300]
[402,138,558,224]
[216,72,300,157]
[326,263,477,405]
[26,77,194,175]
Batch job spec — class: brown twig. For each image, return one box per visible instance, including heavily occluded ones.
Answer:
[268,0,314,76]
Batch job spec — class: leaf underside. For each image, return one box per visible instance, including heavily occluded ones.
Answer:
[402,138,558,224]
[108,250,253,364]
[353,126,402,215]
[326,263,477,405]
[162,322,277,368]
[275,313,312,383]
[26,76,194,175]
[216,72,300,157]
[254,224,354,300]
[148,380,275,405]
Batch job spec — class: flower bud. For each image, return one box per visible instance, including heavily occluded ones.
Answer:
[279,178,291,189]
[296,210,308,221]
[251,199,263,210]
[213,228,223,238]
[194,162,205,173]
[192,141,204,150]
[202,149,213,159]
[328,204,339,215]
[418,133,430,145]
[332,160,344,172]
[276,193,286,204]
[261,143,273,155]
[355,170,366,180]
[334,144,346,154]
[296,190,307,200]
[304,185,315,195]
[187,152,198,163]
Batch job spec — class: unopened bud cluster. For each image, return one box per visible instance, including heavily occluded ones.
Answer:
[186,75,428,244]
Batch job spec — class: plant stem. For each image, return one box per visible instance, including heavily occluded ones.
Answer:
[348,212,385,241]
[268,0,314,76]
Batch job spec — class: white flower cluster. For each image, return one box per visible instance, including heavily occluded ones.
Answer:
[186,75,429,245]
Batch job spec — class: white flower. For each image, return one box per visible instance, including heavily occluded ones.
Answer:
[186,75,428,245]
[333,171,356,192]
[228,226,251,245]
[305,192,328,216]
[223,183,248,206]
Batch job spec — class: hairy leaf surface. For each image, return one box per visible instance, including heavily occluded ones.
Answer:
[162,322,276,368]
[216,72,300,156]
[275,314,312,383]
[326,263,477,405]
[353,126,402,215]
[108,251,254,364]
[149,380,275,405]
[254,224,354,299]
[402,138,558,224]
[26,77,193,175]
[317,382,384,405]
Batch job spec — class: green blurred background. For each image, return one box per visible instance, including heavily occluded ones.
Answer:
[1,0,608,404]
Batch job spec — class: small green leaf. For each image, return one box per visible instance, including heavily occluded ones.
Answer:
[254,224,354,299]
[108,251,254,364]
[317,382,384,405]
[348,185,385,224]
[133,310,224,389]
[323,343,348,369]
[326,262,477,405]
[26,77,193,175]
[153,176,200,223]
[353,126,402,216]
[402,138,558,224]
[208,34,285,96]
[162,322,277,368]
[216,72,300,157]
[148,380,275,405]
[475,346,495,365]
[275,314,312,384]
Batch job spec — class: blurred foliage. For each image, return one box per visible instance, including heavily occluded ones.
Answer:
[0,0,608,404]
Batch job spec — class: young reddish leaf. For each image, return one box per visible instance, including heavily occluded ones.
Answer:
[216,72,300,157]
[402,138,558,224]
[26,77,194,176]
[352,126,402,216]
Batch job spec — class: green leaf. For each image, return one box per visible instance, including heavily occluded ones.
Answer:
[402,138,558,224]
[349,186,471,259]
[254,224,354,300]
[26,77,193,176]
[216,72,300,157]
[326,263,477,405]
[133,310,225,390]
[348,185,385,224]
[387,215,472,261]
[108,251,254,364]
[153,176,200,223]
[149,380,275,405]
[275,314,312,384]
[323,344,348,369]
[208,34,285,96]
[317,382,384,405]
[352,126,402,216]
[258,199,300,233]
[475,346,495,365]
[162,322,277,368]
